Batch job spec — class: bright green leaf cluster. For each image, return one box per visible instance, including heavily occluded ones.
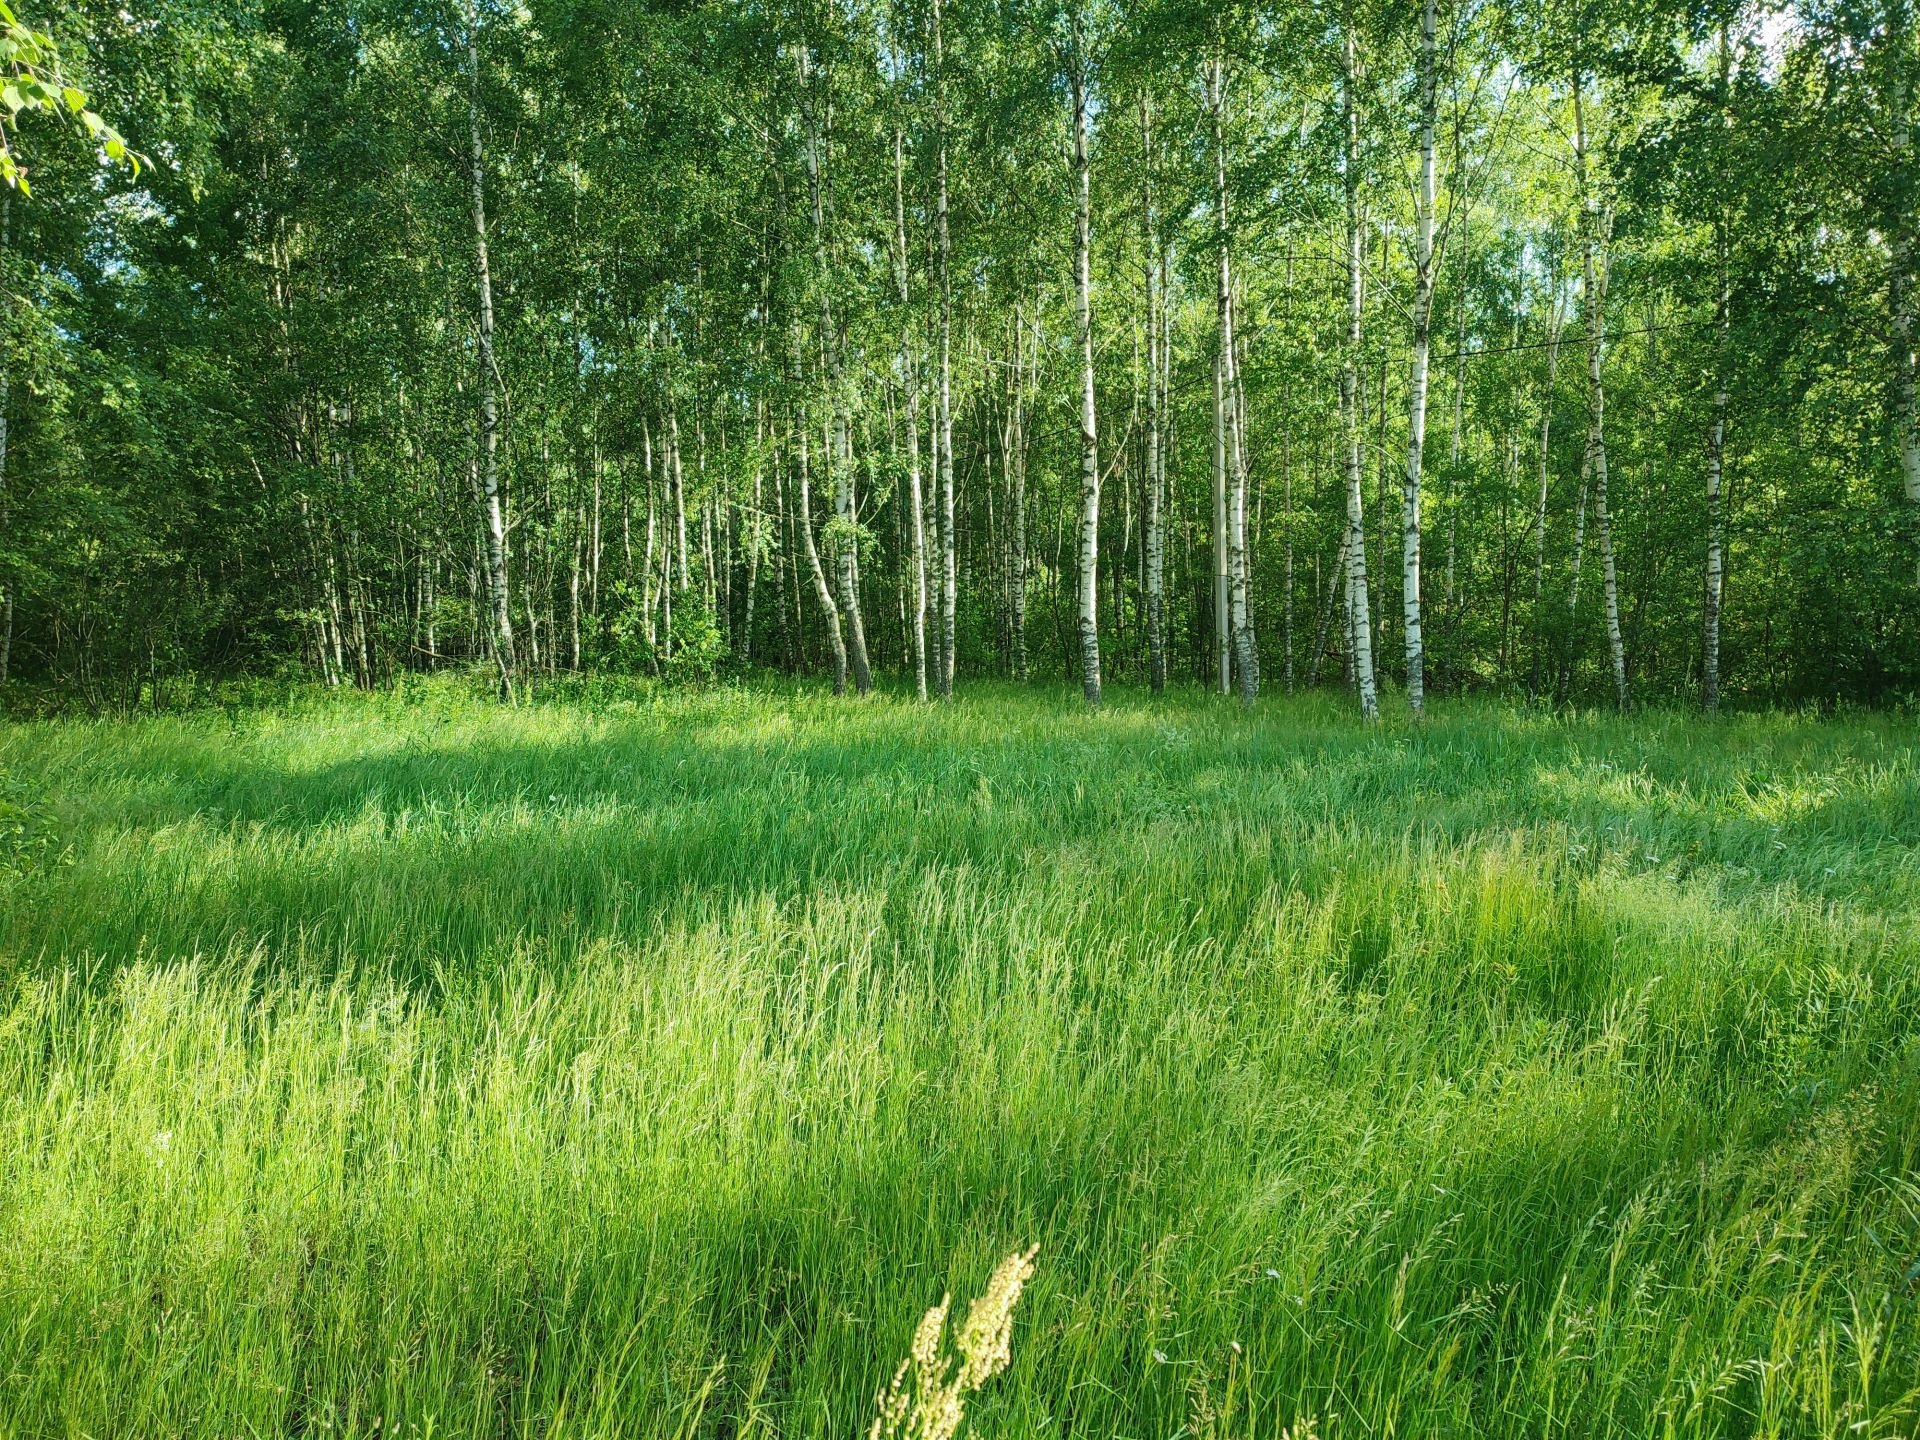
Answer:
[0,0,140,197]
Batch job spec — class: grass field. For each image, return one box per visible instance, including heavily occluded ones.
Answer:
[1,678,1917,1439]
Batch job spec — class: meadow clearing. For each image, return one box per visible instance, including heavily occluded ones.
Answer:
[0,680,1916,1439]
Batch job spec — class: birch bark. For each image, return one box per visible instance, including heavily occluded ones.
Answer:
[1071,30,1102,707]
[1401,0,1438,716]
[1342,21,1379,719]
[467,11,515,700]
[1574,74,1629,712]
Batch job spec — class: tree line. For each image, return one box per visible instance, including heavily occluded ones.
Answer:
[1,0,1917,713]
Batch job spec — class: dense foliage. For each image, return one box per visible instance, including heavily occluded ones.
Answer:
[1,0,1919,711]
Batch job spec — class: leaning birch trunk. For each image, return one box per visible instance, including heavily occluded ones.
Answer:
[1573,74,1629,713]
[893,129,929,701]
[934,0,958,697]
[1070,39,1102,708]
[794,402,848,695]
[467,12,516,701]
[801,45,871,695]
[1141,96,1167,695]
[1401,0,1438,716]
[1342,22,1379,720]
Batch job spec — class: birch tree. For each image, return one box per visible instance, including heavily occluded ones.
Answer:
[1209,42,1257,705]
[1401,0,1439,717]
[467,5,515,701]
[1070,12,1102,707]
[1573,71,1628,713]
[934,0,958,697]
[1141,92,1168,695]
[893,126,929,700]
[1342,16,1379,720]
[801,39,872,695]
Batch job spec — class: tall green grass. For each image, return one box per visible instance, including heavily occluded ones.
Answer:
[1,678,1916,1438]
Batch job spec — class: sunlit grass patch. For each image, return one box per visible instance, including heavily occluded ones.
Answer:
[0,680,1915,1437]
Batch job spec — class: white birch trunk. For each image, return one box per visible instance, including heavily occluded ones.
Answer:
[1530,283,1565,701]
[1574,75,1629,713]
[893,129,929,700]
[1210,49,1257,705]
[1401,0,1438,716]
[1142,96,1167,695]
[467,12,515,701]
[1704,226,1729,712]
[794,399,847,694]
[1071,37,1102,707]
[801,43,871,695]
[1342,24,1379,720]
[669,400,688,592]
[934,0,958,697]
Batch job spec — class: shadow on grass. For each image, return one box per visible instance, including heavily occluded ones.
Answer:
[4,691,1915,988]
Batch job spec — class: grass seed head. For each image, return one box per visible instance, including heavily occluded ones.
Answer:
[871,1246,1039,1440]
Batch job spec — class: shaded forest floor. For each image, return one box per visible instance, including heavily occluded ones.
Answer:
[1,678,1918,1438]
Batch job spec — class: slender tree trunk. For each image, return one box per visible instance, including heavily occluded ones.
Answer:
[640,417,658,646]
[1530,284,1565,701]
[664,395,686,594]
[1071,36,1102,707]
[1210,48,1257,705]
[1209,129,1230,694]
[590,446,603,616]
[467,12,515,701]
[1012,301,1031,680]
[1342,22,1379,719]
[794,399,847,694]
[1559,448,1590,701]
[1892,12,1920,586]
[801,43,871,695]
[1209,52,1230,696]
[1446,249,1467,616]
[1401,0,1438,716]
[1574,74,1629,713]
[892,129,929,700]
[933,0,958,697]
[1703,225,1729,712]
[745,404,763,665]
[1142,97,1168,695]
[569,502,584,670]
